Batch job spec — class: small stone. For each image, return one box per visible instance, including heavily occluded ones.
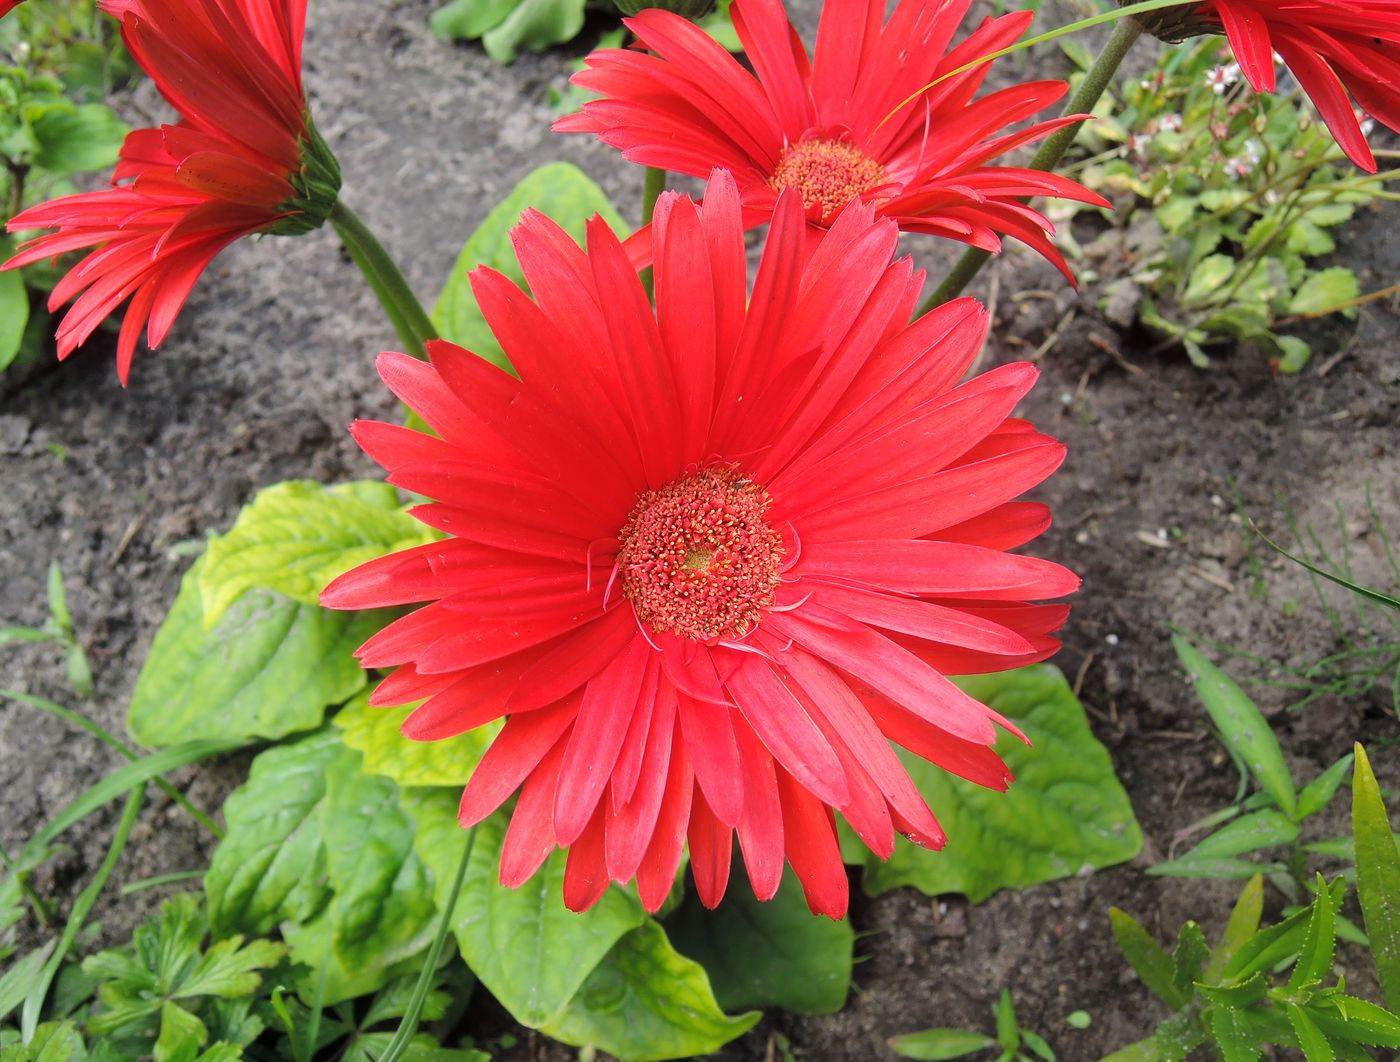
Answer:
[0,414,31,455]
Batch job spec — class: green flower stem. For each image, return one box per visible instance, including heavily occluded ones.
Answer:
[920,16,1144,313]
[329,200,438,361]
[641,166,667,298]
[379,825,477,1062]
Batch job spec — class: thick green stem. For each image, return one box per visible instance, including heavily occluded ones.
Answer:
[641,166,667,298]
[329,199,437,360]
[920,16,1144,313]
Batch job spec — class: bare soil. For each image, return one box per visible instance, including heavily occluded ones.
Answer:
[2,2,1397,1060]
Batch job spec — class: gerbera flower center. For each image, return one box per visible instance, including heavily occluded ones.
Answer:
[616,468,785,642]
[770,138,886,224]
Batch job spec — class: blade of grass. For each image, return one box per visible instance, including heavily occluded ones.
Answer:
[2,689,224,838]
[1251,521,1400,613]
[21,782,146,1041]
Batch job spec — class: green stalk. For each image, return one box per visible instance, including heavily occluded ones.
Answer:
[920,16,1144,312]
[2,688,222,838]
[21,783,146,1042]
[329,200,438,361]
[640,166,667,298]
[378,827,477,1062]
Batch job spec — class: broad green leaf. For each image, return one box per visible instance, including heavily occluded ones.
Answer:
[1172,636,1296,818]
[429,0,517,40]
[30,103,127,174]
[1284,219,1334,257]
[154,1001,209,1062]
[198,480,431,627]
[129,554,386,746]
[1207,1005,1261,1062]
[1206,875,1264,981]
[1287,267,1358,317]
[335,691,499,787]
[887,1028,997,1060]
[205,730,342,937]
[481,0,586,63]
[1352,744,1400,1009]
[1150,810,1299,876]
[314,752,437,976]
[1298,755,1354,819]
[664,864,852,1014]
[1171,922,1209,1002]
[860,666,1141,902]
[401,787,646,1027]
[542,921,758,1061]
[177,936,285,1000]
[1111,909,1188,1010]
[432,162,626,371]
[1275,335,1311,375]
[1182,254,1235,307]
[0,265,28,373]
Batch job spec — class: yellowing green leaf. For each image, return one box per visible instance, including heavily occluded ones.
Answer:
[1287,267,1358,317]
[129,555,386,747]
[335,691,499,787]
[199,480,431,628]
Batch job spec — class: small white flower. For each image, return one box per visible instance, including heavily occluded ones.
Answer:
[1206,63,1240,94]
[1126,132,1154,158]
[1159,112,1184,134]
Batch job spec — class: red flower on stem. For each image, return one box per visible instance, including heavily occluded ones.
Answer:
[555,0,1108,281]
[322,171,1078,918]
[1,1,25,17]
[3,0,338,384]
[1200,0,1400,172]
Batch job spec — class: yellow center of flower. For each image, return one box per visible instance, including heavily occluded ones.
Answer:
[770,138,886,224]
[616,468,785,642]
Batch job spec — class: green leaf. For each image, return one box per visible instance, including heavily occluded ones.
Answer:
[994,989,1018,1051]
[664,863,853,1014]
[429,0,517,40]
[1284,219,1335,257]
[1285,1004,1332,1062]
[314,751,437,976]
[1098,1038,1161,1062]
[1146,854,1284,880]
[29,103,127,174]
[1110,909,1188,1010]
[1309,997,1400,1048]
[859,665,1141,902]
[177,936,285,1000]
[1171,923,1209,1002]
[400,788,645,1027]
[334,691,499,787]
[1287,267,1359,316]
[1172,636,1296,818]
[198,480,431,627]
[0,944,56,1024]
[1289,875,1339,990]
[46,561,71,633]
[1196,971,1267,1009]
[129,554,387,746]
[1206,875,1264,981]
[542,921,758,1061]
[480,0,586,63]
[3,1021,86,1062]
[205,730,342,937]
[888,1028,997,1060]
[154,1001,209,1062]
[1275,335,1312,375]
[1352,744,1400,1009]
[1152,811,1299,877]
[432,162,626,371]
[1223,880,1345,981]
[1182,254,1235,307]
[1207,1005,1261,1062]
[1299,754,1355,819]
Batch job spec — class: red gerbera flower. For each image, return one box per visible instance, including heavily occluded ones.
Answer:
[321,171,1078,918]
[554,0,1108,281]
[2,0,338,384]
[1200,0,1400,172]
[1,1,26,17]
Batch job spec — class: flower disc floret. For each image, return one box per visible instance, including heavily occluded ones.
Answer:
[770,139,885,225]
[617,468,784,642]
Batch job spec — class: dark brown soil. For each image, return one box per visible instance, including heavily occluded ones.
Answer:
[2,2,1397,1060]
